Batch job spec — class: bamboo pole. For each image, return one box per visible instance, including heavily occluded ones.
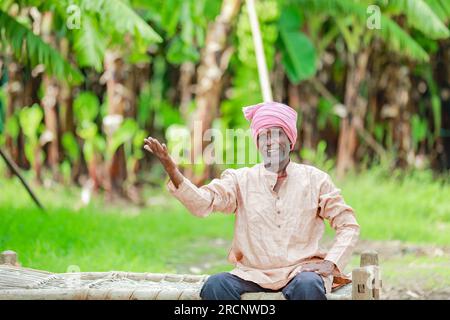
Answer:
[0,288,201,300]
[0,288,351,300]
[246,0,273,102]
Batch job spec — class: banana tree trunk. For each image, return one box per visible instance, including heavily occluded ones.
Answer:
[41,12,61,178]
[103,50,128,195]
[437,40,450,169]
[5,61,41,168]
[179,62,195,121]
[41,76,60,172]
[58,37,82,183]
[57,37,75,135]
[337,49,370,178]
[297,83,318,151]
[186,0,241,185]
[5,60,22,167]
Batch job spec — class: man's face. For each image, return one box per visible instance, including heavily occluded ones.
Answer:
[257,126,291,172]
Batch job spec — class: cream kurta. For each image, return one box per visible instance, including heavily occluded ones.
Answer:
[167,161,360,294]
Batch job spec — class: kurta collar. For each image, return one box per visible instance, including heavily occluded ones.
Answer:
[259,159,293,189]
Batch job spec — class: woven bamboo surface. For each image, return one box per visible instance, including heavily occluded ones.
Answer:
[0,265,351,300]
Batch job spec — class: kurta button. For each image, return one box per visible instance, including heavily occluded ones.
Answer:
[277,196,280,200]
[278,225,281,228]
[277,210,280,214]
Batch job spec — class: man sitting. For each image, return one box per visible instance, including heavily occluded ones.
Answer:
[144,101,360,300]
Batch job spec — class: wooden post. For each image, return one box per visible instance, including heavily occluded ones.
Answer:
[1,250,18,266]
[352,267,372,300]
[360,250,379,267]
[352,251,381,300]
[372,267,381,300]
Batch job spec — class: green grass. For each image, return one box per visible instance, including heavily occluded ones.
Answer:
[338,167,450,245]
[380,254,450,291]
[0,203,234,273]
[0,166,449,274]
[0,178,234,273]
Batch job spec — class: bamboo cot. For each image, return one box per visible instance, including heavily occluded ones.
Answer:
[0,250,381,300]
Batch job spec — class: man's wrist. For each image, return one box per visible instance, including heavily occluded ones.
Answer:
[162,158,176,173]
[166,165,178,178]
[165,162,184,189]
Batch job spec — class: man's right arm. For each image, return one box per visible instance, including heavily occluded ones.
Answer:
[144,136,238,217]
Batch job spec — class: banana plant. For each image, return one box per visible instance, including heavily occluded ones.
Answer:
[411,113,428,153]
[127,127,147,186]
[278,4,317,84]
[293,0,449,62]
[73,91,105,188]
[60,131,80,184]
[0,87,5,141]
[288,0,449,175]
[0,6,83,84]
[70,0,162,70]
[133,0,221,65]
[106,118,146,188]
[18,104,44,181]
[0,0,162,73]
[300,140,335,172]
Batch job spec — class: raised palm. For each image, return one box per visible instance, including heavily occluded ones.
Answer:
[144,137,173,165]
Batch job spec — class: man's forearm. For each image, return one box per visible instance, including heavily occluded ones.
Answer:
[164,161,184,189]
[324,224,360,273]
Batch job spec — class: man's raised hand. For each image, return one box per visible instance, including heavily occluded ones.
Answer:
[144,137,171,162]
[143,136,183,188]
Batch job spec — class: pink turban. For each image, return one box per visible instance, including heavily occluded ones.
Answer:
[243,102,298,150]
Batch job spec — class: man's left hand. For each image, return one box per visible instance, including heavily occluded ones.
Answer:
[301,260,336,277]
